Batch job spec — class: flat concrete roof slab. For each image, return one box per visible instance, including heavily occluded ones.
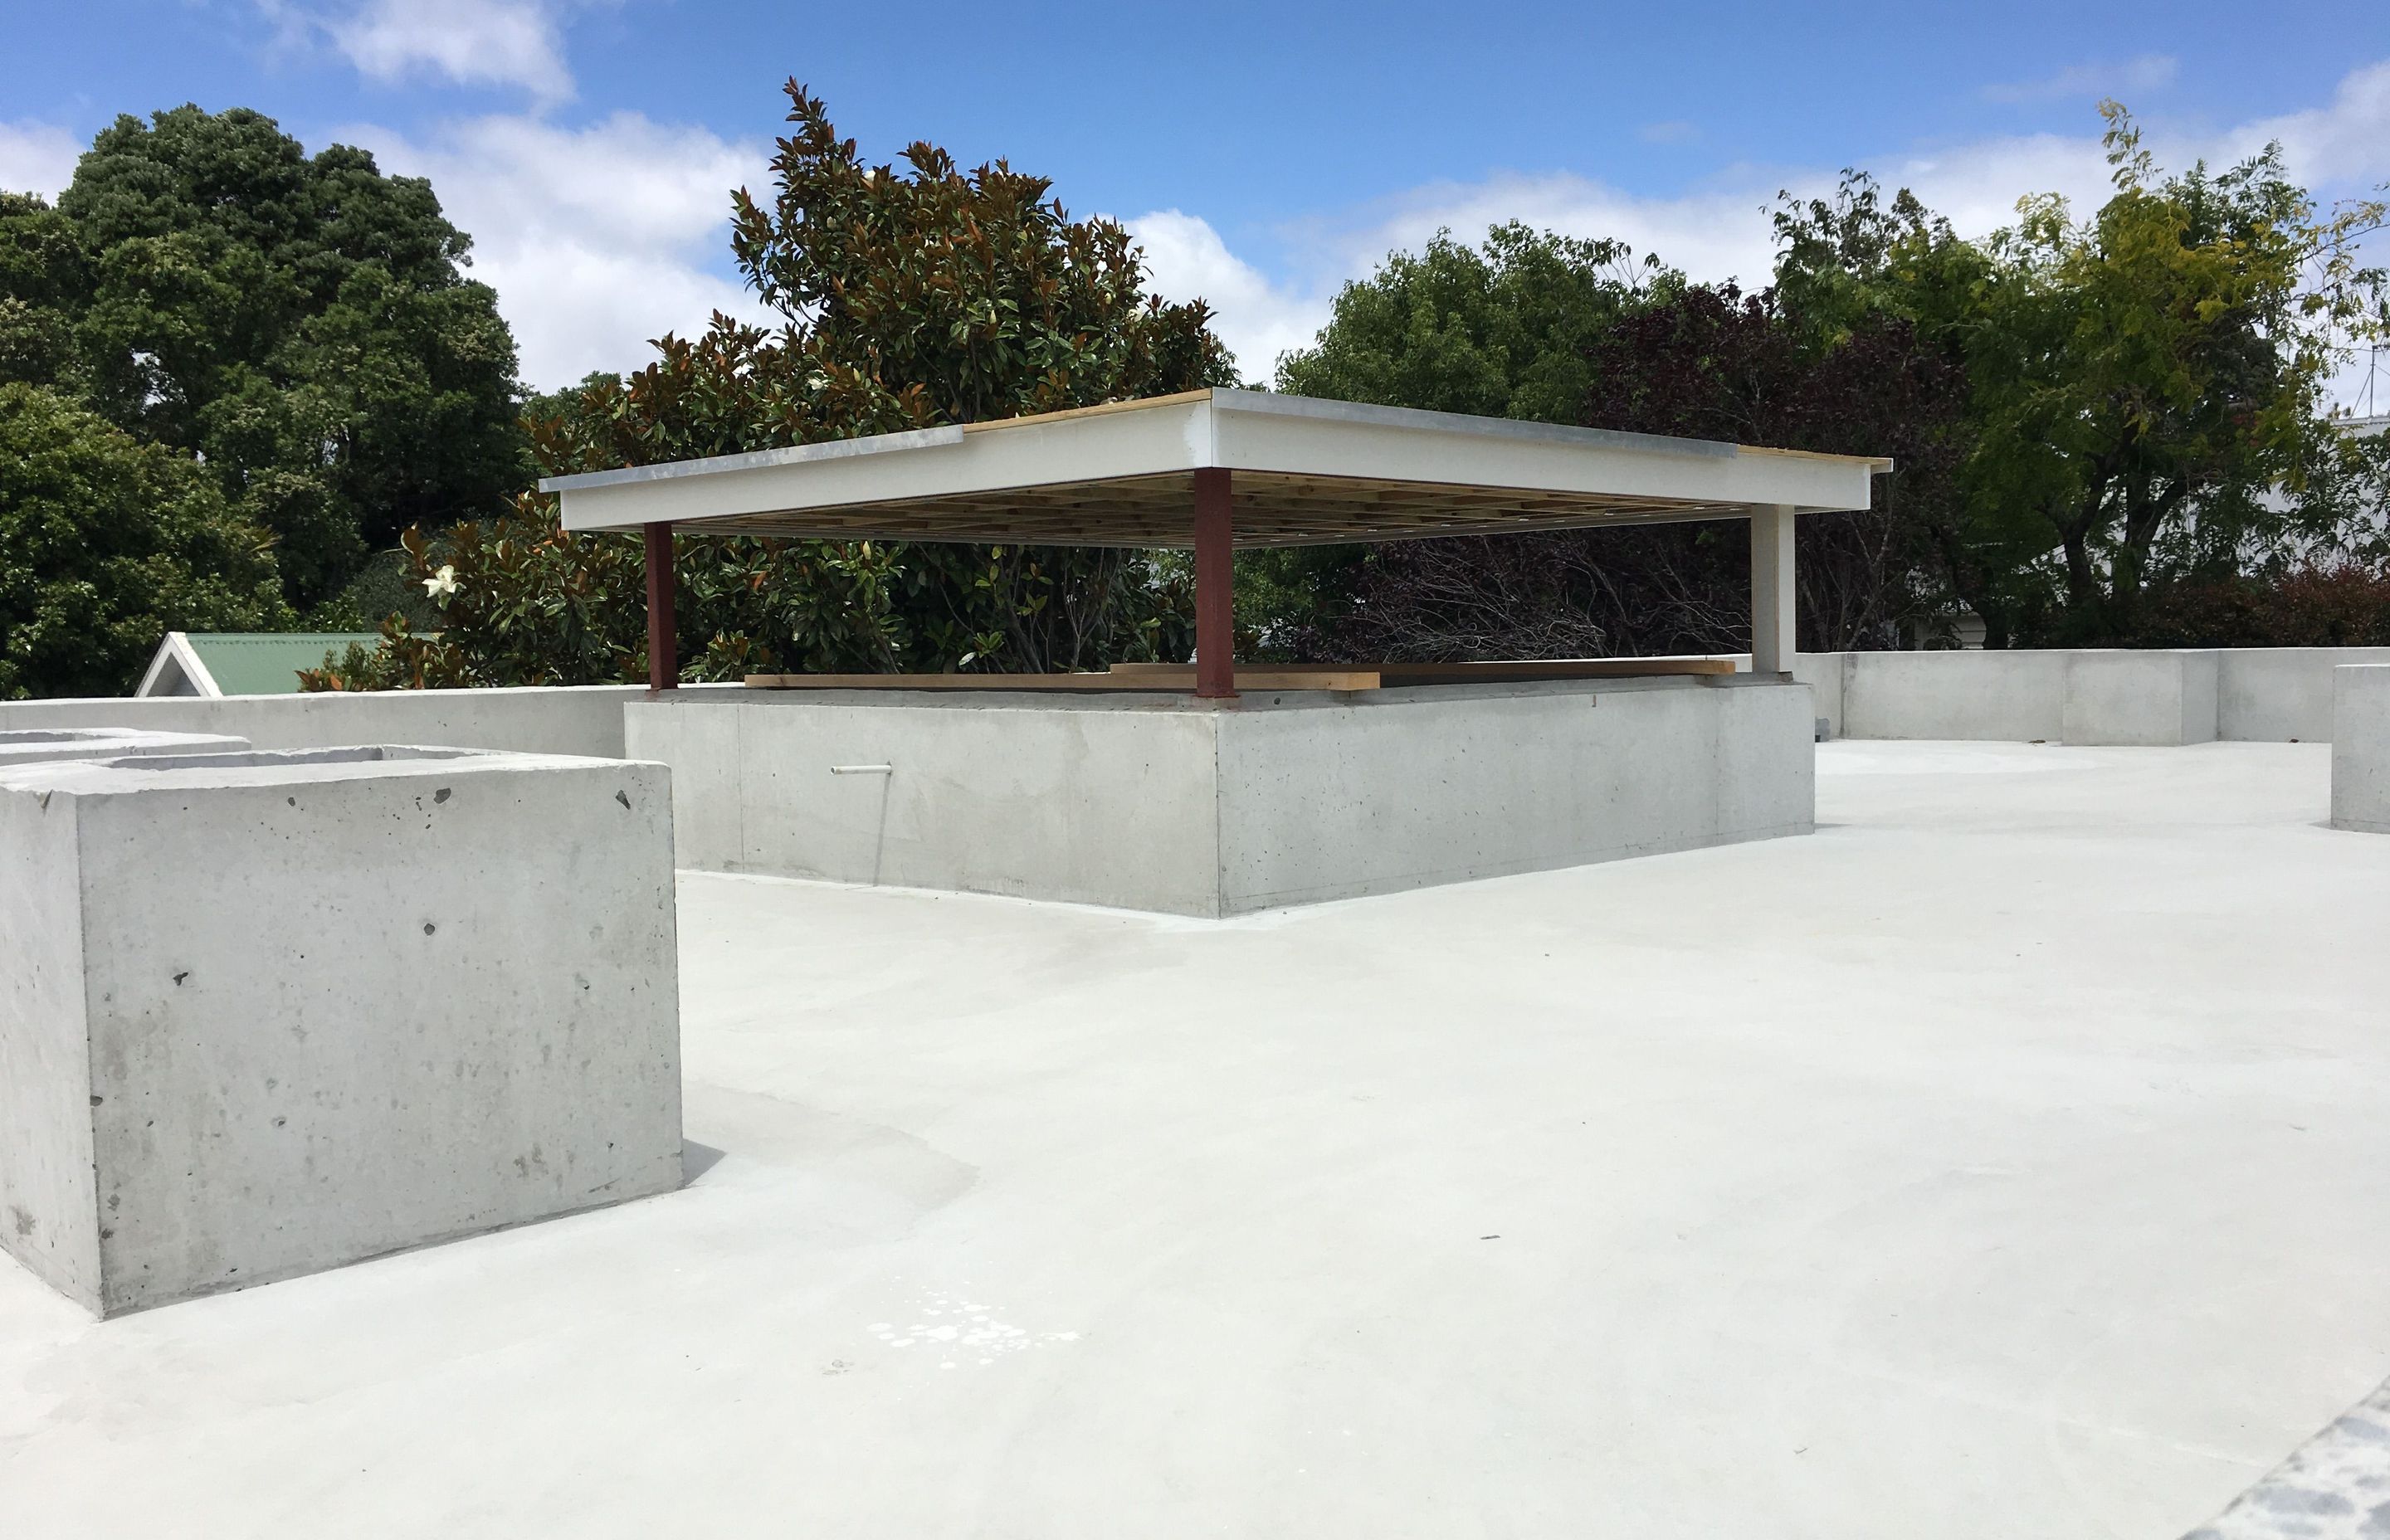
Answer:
[2,741,2385,1537]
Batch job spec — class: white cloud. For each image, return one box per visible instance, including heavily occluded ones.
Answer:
[344,112,773,389]
[1130,58,2390,392]
[1125,211,1330,383]
[0,119,83,199]
[300,58,2390,402]
[2229,58,2390,184]
[1982,53,2178,105]
[277,0,575,104]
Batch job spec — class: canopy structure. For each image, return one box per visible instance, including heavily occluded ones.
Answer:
[541,388,1890,697]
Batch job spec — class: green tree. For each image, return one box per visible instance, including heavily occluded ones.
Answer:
[314,82,1232,690]
[1272,110,2388,657]
[0,383,290,699]
[1961,108,2384,640]
[2,106,530,612]
[1776,114,2389,644]
[1769,173,2054,642]
[1251,227,1666,652]
[1277,222,1662,422]
[0,192,83,387]
[1291,277,1972,660]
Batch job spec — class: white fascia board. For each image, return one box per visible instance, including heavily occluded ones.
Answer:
[552,408,1207,533]
[1209,392,1878,514]
[549,388,1883,534]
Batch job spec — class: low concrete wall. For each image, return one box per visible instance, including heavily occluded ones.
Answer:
[0,744,684,1315]
[627,676,1814,916]
[1214,677,1812,910]
[2061,650,2219,747]
[1800,647,2390,744]
[2218,648,2390,742]
[0,684,739,759]
[651,686,1227,915]
[2331,666,2390,834]
[6,645,2377,762]
[1827,651,2070,742]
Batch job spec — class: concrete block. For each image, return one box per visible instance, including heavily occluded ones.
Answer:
[1797,647,2390,744]
[2062,651,2219,747]
[0,727,250,766]
[2332,666,2390,834]
[0,745,683,1316]
[627,677,1814,916]
[1216,678,1811,910]
[632,690,1223,914]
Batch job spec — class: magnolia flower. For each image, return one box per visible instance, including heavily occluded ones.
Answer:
[422,564,460,598]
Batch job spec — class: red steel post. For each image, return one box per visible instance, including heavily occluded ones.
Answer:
[1192,468,1236,699]
[645,521,678,692]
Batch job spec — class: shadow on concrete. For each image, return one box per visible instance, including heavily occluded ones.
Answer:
[681,1141,728,1184]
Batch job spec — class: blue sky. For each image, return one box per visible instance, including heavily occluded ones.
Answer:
[7,2,2389,393]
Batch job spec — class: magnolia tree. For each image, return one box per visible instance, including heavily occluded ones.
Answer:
[311,84,1234,690]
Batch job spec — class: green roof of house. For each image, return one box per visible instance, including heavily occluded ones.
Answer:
[183,632,383,695]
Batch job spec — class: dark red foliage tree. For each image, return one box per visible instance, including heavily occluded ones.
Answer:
[1316,283,1971,660]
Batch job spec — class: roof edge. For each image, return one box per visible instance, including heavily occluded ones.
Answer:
[1206,388,1742,461]
[538,423,966,495]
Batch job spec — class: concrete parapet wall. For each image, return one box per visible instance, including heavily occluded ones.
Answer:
[1828,650,2070,742]
[627,676,1815,916]
[2061,650,2219,747]
[2217,648,2390,742]
[1797,647,2390,744]
[0,745,685,1315]
[2330,666,2390,834]
[0,683,739,760]
[5,646,2380,757]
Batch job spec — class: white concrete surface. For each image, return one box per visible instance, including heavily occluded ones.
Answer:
[627,676,1815,914]
[1,740,2385,1537]
[0,746,685,1316]
[0,683,739,760]
[2330,665,2390,833]
[0,728,250,766]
